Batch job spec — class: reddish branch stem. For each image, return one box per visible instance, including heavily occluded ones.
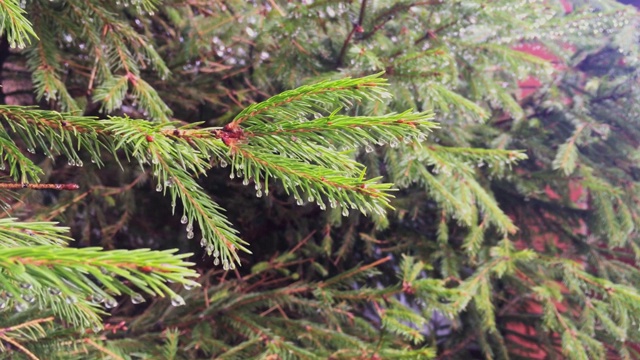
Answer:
[0,183,79,190]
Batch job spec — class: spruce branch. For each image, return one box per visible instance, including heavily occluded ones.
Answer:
[0,245,198,327]
[230,73,391,128]
[0,73,435,267]
[0,0,38,48]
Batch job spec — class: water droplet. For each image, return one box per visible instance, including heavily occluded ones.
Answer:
[180,215,188,224]
[20,282,32,290]
[389,139,399,148]
[213,257,220,266]
[104,298,118,309]
[200,238,207,247]
[213,249,220,258]
[342,208,349,217]
[171,295,185,307]
[222,260,229,271]
[256,190,262,198]
[296,198,304,206]
[15,302,27,312]
[186,223,193,232]
[229,262,236,270]
[92,293,105,303]
[77,160,83,167]
[183,282,197,291]
[131,294,145,304]
[365,144,374,153]
[243,178,249,185]
[206,244,214,254]
[220,159,228,168]
[187,231,194,239]
[65,295,77,304]
[48,288,61,296]
[156,183,163,192]
[68,159,76,166]
[21,294,35,303]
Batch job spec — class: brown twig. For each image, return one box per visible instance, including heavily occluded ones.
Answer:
[84,338,125,360]
[0,317,55,335]
[0,183,79,190]
[336,0,368,67]
[0,334,39,360]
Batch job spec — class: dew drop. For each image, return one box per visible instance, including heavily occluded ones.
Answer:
[213,249,220,258]
[48,287,61,296]
[256,190,262,198]
[389,139,399,148]
[171,295,185,307]
[206,244,214,254]
[92,293,105,304]
[104,298,118,309]
[180,215,188,224]
[222,260,229,271]
[21,294,35,303]
[183,282,197,290]
[229,262,236,270]
[296,198,304,206]
[200,238,207,247]
[156,183,163,192]
[14,302,27,312]
[342,208,349,217]
[187,231,194,239]
[365,144,374,153]
[220,159,228,168]
[65,295,77,304]
[131,294,145,304]
[20,282,32,290]
[186,223,193,232]
[243,178,249,186]
[213,257,220,266]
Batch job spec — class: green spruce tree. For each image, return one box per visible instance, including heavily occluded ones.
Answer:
[0,0,639,359]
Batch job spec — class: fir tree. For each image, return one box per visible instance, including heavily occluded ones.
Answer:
[0,0,639,359]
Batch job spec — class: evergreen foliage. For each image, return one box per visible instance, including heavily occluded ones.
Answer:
[0,0,639,359]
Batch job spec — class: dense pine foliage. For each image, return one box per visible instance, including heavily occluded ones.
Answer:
[0,0,640,359]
